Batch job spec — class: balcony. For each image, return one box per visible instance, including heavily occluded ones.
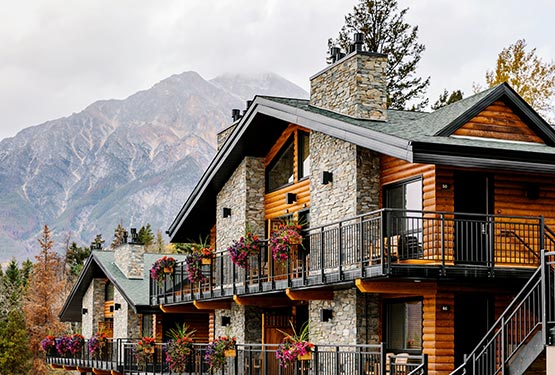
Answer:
[152,209,549,306]
[47,341,428,375]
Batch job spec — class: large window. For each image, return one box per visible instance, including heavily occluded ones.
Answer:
[384,177,422,212]
[385,299,423,352]
[266,131,310,192]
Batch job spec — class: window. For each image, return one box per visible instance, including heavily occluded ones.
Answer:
[384,177,422,212]
[105,282,114,301]
[266,130,310,192]
[298,132,310,180]
[385,299,422,352]
[267,137,295,191]
[141,314,153,337]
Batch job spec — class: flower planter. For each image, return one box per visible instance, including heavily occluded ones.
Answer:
[298,352,312,361]
[144,347,155,354]
[201,258,212,265]
[224,349,236,357]
[163,267,173,273]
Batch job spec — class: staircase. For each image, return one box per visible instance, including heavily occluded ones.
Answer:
[451,225,555,375]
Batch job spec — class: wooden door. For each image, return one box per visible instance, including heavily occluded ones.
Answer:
[263,310,295,375]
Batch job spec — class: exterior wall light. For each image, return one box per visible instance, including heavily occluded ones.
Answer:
[321,171,333,185]
[222,207,232,218]
[221,316,231,326]
[114,303,121,311]
[286,193,297,204]
[82,308,88,315]
[321,309,333,322]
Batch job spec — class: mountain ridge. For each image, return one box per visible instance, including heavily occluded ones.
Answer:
[0,71,307,263]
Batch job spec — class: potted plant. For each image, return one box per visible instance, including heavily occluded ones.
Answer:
[227,230,262,269]
[40,335,57,356]
[204,334,237,371]
[134,336,156,365]
[88,331,109,359]
[276,322,313,367]
[150,256,177,286]
[269,220,303,262]
[165,323,197,373]
[186,252,207,283]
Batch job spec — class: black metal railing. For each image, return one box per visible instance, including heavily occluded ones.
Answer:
[451,243,555,375]
[152,209,545,306]
[45,338,130,372]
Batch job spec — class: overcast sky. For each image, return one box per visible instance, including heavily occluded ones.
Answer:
[1,0,554,140]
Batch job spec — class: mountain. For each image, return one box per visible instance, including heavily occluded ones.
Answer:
[0,71,308,263]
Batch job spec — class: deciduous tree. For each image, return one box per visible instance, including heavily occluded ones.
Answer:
[328,0,430,110]
[485,39,555,120]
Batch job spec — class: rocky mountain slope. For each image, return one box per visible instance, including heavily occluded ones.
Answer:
[0,71,307,263]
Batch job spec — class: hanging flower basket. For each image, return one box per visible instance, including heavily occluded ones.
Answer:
[186,252,207,283]
[204,335,237,371]
[150,256,177,286]
[269,221,303,263]
[88,332,109,359]
[224,349,236,357]
[227,231,262,269]
[135,337,156,364]
[276,322,313,368]
[40,335,57,356]
[55,333,84,358]
[165,324,196,373]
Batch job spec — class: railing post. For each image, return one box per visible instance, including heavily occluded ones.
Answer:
[380,342,386,375]
[220,253,224,297]
[359,217,365,278]
[542,249,548,345]
[232,257,236,295]
[540,216,545,251]
[423,353,428,375]
[320,227,325,283]
[338,221,344,281]
[380,210,387,276]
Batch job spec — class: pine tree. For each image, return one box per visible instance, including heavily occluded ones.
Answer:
[111,222,127,249]
[91,233,105,250]
[153,229,165,253]
[328,0,430,110]
[431,89,464,110]
[485,39,555,120]
[23,225,67,375]
[65,241,91,278]
[138,224,155,248]
[21,259,33,288]
[0,309,32,374]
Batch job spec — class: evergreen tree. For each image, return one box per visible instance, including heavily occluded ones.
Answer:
[0,309,32,374]
[91,233,105,250]
[154,229,165,253]
[328,0,430,110]
[431,89,464,110]
[65,241,91,277]
[23,225,67,375]
[138,224,155,248]
[485,39,555,120]
[20,259,33,288]
[111,222,127,249]
[2,259,23,308]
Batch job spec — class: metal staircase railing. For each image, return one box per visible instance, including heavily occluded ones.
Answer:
[451,222,555,375]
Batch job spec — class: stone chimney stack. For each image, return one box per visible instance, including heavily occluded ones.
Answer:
[114,233,145,279]
[309,40,387,121]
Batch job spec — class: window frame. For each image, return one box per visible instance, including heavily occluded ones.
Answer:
[266,135,295,192]
[383,297,423,354]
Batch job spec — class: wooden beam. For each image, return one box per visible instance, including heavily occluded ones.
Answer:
[92,369,112,375]
[63,365,78,371]
[286,288,333,301]
[233,294,293,307]
[356,279,437,295]
[76,366,92,373]
[193,300,231,310]
[159,304,199,313]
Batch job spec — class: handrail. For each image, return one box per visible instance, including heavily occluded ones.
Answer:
[500,229,540,259]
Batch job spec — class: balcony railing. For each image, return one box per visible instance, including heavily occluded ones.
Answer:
[47,340,427,375]
[152,209,544,306]
[46,338,130,373]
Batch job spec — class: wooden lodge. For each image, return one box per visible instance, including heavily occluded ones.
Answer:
[53,45,555,375]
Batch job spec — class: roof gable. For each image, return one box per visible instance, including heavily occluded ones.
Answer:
[452,100,545,144]
[434,83,555,146]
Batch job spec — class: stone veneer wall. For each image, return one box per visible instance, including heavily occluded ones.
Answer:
[217,124,237,150]
[112,289,141,339]
[82,279,106,338]
[310,52,387,121]
[310,288,379,345]
[310,132,380,227]
[214,305,262,344]
[216,156,265,250]
[114,244,146,279]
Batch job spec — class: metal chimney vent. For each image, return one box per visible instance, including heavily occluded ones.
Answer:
[231,109,241,122]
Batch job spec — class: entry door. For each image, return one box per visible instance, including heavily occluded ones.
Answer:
[454,172,494,264]
[454,294,492,366]
[263,310,295,375]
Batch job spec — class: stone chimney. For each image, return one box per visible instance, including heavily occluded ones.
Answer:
[114,242,146,279]
[309,47,387,122]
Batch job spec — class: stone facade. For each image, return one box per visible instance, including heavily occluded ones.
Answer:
[310,51,387,121]
[114,243,146,279]
[82,278,106,338]
[310,131,380,228]
[214,305,262,344]
[310,288,379,345]
[217,124,237,150]
[216,156,265,250]
[113,289,141,339]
